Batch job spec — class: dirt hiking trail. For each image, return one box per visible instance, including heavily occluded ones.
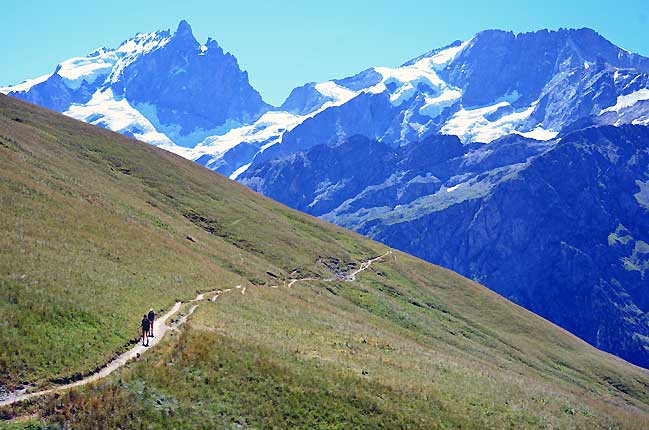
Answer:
[0,250,391,407]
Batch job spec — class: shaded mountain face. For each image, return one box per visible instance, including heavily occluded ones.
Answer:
[1,20,270,151]
[241,126,649,367]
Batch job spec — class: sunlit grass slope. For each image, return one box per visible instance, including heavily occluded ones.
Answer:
[1,94,648,429]
[0,94,382,387]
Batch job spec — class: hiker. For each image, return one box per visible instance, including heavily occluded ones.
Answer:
[148,308,155,337]
[141,314,150,346]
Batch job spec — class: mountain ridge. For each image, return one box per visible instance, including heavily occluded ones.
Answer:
[2,20,270,152]
[5,22,649,177]
[206,25,649,177]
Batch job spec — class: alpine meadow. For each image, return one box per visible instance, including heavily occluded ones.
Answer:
[0,94,648,429]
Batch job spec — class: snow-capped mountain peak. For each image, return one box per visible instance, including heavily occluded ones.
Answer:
[2,28,174,96]
[2,20,271,155]
[108,30,173,84]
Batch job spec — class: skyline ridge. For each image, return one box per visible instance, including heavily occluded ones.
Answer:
[4,0,648,104]
[5,19,648,108]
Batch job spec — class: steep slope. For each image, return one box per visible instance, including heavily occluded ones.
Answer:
[1,20,270,151]
[242,126,649,367]
[0,94,380,389]
[1,96,649,429]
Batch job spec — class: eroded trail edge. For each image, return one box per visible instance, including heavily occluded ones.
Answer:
[286,249,392,288]
[0,249,391,407]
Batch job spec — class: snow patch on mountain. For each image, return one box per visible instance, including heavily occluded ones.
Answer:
[367,49,469,110]
[446,183,463,193]
[0,74,51,94]
[230,163,252,180]
[419,89,463,118]
[516,127,559,140]
[421,37,474,70]
[602,89,649,114]
[442,101,556,143]
[64,88,185,155]
[56,51,116,89]
[314,81,359,104]
[192,111,303,159]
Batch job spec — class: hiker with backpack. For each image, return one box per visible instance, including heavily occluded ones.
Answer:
[148,308,155,337]
[141,314,151,346]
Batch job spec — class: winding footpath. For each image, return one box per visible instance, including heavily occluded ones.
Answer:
[286,250,392,287]
[0,249,391,407]
[0,290,219,407]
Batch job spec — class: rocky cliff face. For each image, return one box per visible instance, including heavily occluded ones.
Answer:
[241,125,649,367]
[115,20,269,143]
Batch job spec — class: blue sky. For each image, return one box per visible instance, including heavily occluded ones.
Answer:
[3,0,648,105]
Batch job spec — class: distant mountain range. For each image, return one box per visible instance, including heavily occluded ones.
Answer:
[5,22,649,176]
[3,21,649,367]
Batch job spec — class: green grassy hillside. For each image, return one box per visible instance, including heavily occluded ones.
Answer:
[1,94,648,429]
